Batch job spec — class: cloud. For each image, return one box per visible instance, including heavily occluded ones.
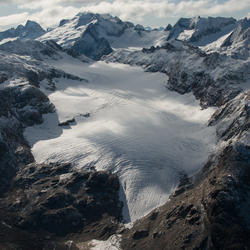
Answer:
[28,5,80,27]
[0,0,249,29]
[0,0,100,4]
[81,0,250,20]
[0,12,29,26]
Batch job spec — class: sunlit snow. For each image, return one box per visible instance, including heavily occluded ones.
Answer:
[24,58,216,223]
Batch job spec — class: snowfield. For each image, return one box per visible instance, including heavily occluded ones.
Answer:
[24,57,216,223]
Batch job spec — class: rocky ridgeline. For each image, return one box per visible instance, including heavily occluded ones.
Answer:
[106,39,249,108]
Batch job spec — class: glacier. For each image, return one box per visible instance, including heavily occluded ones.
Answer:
[24,56,216,223]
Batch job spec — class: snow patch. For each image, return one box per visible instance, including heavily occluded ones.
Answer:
[178,30,195,41]
[88,235,121,250]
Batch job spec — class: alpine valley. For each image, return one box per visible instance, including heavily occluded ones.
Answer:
[0,12,249,250]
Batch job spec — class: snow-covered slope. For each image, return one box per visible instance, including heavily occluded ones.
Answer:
[38,12,169,59]
[220,18,250,59]
[167,16,237,46]
[23,54,216,223]
[0,39,63,61]
[0,20,46,43]
[0,39,88,90]
[201,18,250,59]
[106,39,249,108]
[221,18,250,47]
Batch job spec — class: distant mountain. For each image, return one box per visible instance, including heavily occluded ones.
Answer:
[0,14,247,61]
[165,24,173,31]
[201,17,250,59]
[222,18,250,47]
[167,16,237,46]
[0,20,46,43]
[38,12,168,59]
[220,18,250,58]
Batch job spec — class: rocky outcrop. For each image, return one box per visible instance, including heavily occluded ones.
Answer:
[120,91,250,250]
[0,162,122,249]
[14,163,121,234]
[0,81,53,194]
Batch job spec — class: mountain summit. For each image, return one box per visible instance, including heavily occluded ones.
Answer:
[167,16,237,45]
[0,20,46,42]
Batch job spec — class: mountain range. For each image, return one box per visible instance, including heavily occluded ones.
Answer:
[0,12,249,250]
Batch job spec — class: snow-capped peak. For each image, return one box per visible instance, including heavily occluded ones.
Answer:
[38,12,169,60]
[221,17,250,47]
[168,16,237,46]
[25,20,45,33]
[0,20,46,43]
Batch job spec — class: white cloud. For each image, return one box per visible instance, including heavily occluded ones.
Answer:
[0,12,29,26]
[28,5,80,27]
[81,0,250,20]
[0,0,249,29]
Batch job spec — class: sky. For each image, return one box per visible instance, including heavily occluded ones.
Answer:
[0,0,249,31]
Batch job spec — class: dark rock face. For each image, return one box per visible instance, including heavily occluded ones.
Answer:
[0,163,122,249]
[0,39,62,61]
[3,84,54,127]
[58,118,76,127]
[0,73,8,84]
[165,24,172,31]
[167,69,242,108]
[120,91,250,250]
[0,82,53,195]
[4,163,122,236]
[73,24,113,60]
[0,20,46,42]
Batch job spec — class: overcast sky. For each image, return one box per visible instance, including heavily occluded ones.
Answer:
[0,0,249,30]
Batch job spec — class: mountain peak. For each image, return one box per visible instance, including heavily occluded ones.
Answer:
[0,20,46,42]
[25,20,45,32]
[167,16,237,45]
